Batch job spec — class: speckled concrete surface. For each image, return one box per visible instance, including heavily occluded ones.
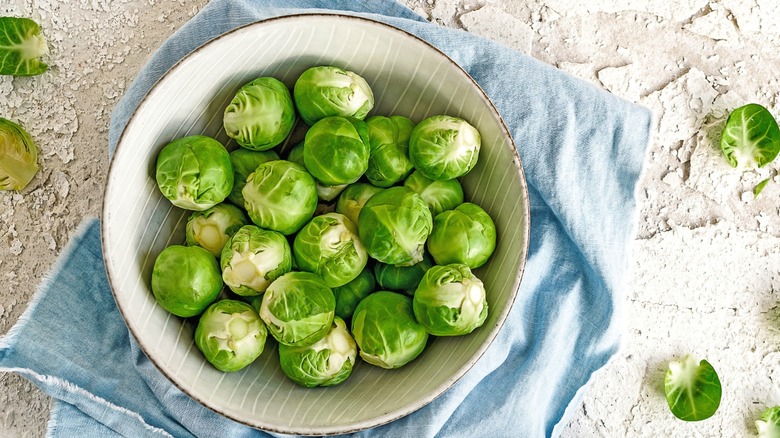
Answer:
[2,1,780,436]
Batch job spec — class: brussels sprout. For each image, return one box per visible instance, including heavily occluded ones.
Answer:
[403,170,464,217]
[357,186,432,266]
[335,183,383,226]
[221,225,292,296]
[304,116,370,186]
[365,115,414,187]
[227,148,279,206]
[195,299,267,372]
[427,203,496,269]
[757,406,780,438]
[720,103,780,169]
[151,245,222,317]
[293,66,374,125]
[412,264,488,336]
[0,118,39,191]
[374,253,432,296]
[409,115,481,181]
[223,77,295,151]
[351,291,428,369]
[664,355,721,421]
[259,271,335,346]
[155,135,233,211]
[333,268,375,319]
[293,213,367,288]
[185,203,248,257]
[242,160,318,235]
[0,17,48,76]
[287,142,348,201]
[279,316,357,387]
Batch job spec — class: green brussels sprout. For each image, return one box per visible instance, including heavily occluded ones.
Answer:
[293,213,368,288]
[0,118,39,191]
[403,170,464,217]
[357,187,432,266]
[303,116,370,186]
[374,253,433,296]
[0,17,48,76]
[227,148,279,206]
[242,160,318,235]
[351,291,428,369]
[151,245,222,317]
[279,316,357,387]
[412,264,488,336]
[195,299,267,372]
[427,203,497,269]
[335,183,383,226]
[259,271,335,346]
[221,225,292,296]
[293,66,374,125]
[408,115,481,181]
[365,115,415,187]
[223,77,295,151]
[333,268,375,319]
[287,142,348,201]
[185,203,248,257]
[155,135,233,211]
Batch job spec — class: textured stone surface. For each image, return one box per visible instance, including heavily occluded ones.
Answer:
[2,0,780,436]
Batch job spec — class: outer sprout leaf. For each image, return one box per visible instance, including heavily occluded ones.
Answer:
[756,406,780,438]
[0,17,48,76]
[720,104,780,169]
[754,177,771,198]
[664,355,722,421]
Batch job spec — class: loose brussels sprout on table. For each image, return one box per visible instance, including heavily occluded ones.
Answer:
[293,65,374,125]
[427,202,497,269]
[227,148,279,207]
[279,316,357,387]
[223,77,295,151]
[293,212,368,288]
[403,170,464,217]
[0,17,48,76]
[0,118,39,191]
[221,225,292,296]
[333,268,376,320]
[365,115,415,187]
[413,264,488,336]
[351,291,428,369]
[358,186,432,266]
[374,253,433,296]
[335,183,383,226]
[155,135,233,211]
[242,160,318,235]
[151,245,223,318]
[303,116,370,186]
[409,115,481,181]
[259,271,336,347]
[185,203,248,257]
[195,299,267,372]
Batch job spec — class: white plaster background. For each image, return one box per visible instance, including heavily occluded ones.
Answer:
[2,0,779,436]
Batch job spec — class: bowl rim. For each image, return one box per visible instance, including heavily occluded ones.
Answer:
[101,11,531,436]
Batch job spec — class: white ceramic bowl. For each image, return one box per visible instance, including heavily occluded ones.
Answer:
[103,13,530,435]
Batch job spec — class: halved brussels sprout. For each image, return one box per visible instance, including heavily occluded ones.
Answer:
[403,170,464,217]
[151,245,222,317]
[365,115,414,187]
[155,135,233,211]
[242,160,318,235]
[279,316,357,387]
[374,253,433,296]
[287,142,348,201]
[0,118,39,191]
[335,183,383,226]
[293,66,374,125]
[185,203,248,257]
[357,186,432,266]
[428,202,496,269]
[333,268,375,320]
[351,291,428,369]
[223,77,295,151]
[408,115,480,181]
[0,17,48,76]
[293,212,367,288]
[227,148,279,206]
[195,299,267,372]
[304,116,370,186]
[220,225,292,296]
[413,264,488,336]
[259,271,335,347]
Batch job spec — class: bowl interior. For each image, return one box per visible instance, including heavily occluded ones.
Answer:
[103,14,529,435]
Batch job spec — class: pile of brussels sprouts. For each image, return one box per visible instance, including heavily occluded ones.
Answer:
[150,66,498,388]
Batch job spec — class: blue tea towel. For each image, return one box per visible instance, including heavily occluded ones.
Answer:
[0,1,653,437]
